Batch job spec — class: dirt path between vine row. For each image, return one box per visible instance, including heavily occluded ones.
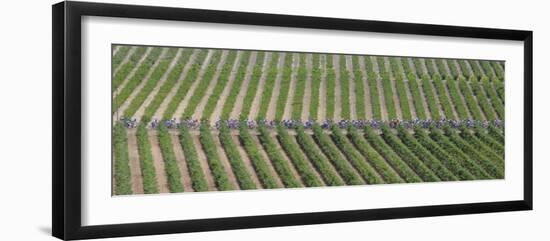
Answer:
[231,135,263,188]
[252,135,284,188]
[283,53,299,120]
[148,131,170,193]
[245,52,271,120]
[266,52,287,120]
[212,133,241,190]
[371,56,389,121]
[345,56,357,120]
[301,54,313,120]
[151,49,199,120]
[112,45,121,56]
[357,56,373,119]
[114,49,167,122]
[132,49,183,122]
[172,50,215,120]
[191,134,218,191]
[333,55,343,120]
[113,47,153,98]
[113,46,136,76]
[317,55,327,121]
[385,57,403,119]
[419,58,429,75]
[170,133,195,192]
[127,130,144,194]
[269,133,305,187]
[407,57,418,76]
[192,50,231,120]
[399,58,418,119]
[211,52,256,123]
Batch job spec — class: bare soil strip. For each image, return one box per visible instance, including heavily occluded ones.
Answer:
[252,135,285,187]
[132,49,184,121]
[148,131,170,193]
[172,50,215,120]
[385,57,403,119]
[407,57,417,76]
[191,135,218,191]
[371,56,389,120]
[113,49,168,123]
[212,52,256,122]
[113,45,121,56]
[231,135,263,188]
[113,47,153,98]
[192,50,231,119]
[266,52,287,120]
[212,132,241,189]
[357,57,373,119]
[127,130,144,194]
[301,54,313,120]
[333,55,342,120]
[151,49,200,120]
[113,46,136,77]
[245,52,271,119]
[283,53,299,120]
[345,56,357,120]
[317,55,327,121]
[170,133,195,192]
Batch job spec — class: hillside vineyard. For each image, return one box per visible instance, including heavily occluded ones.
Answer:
[111,45,505,195]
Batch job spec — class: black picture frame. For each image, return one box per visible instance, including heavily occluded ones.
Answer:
[52,1,533,240]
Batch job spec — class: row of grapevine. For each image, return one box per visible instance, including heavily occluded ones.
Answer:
[339,55,351,119]
[425,59,437,77]
[295,126,344,186]
[482,77,504,119]
[218,126,257,189]
[257,53,280,119]
[459,76,484,120]
[377,57,397,119]
[122,48,179,118]
[363,126,423,182]
[471,76,497,120]
[330,126,384,184]
[435,59,449,77]
[325,55,336,119]
[390,57,412,120]
[458,60,473,78]
[181,50,229,119]
[112,46,131,70]
[239,124,280,188]
[113,124,133,195]
[291,54,307,119]
[412,127,476,180]
[352,56,367,119]
[474,126,505,156]
[412,58,426,77]
[420,73,441,120]
[258,125,301,187]
[157,125,184,192]
[274,54,294,120]
[136,124,159,193]
[309,54,322,119]
[432,74,456,119]
[221,52,256,119]
[395,126,458,181]
[142,49,194,122]
[113,47,148,89]
[178,126,209,191]
[114,48,162,110]
[445,76,470,119]
[468,60,484,79]
[238,52,266,119]
[161,49,209,120]
[276,125,324,187]
[406,73,428,119]
[199,124,234,190]
[379,126,440,181]
[202,51,247,119]
[364,56,382,119]
[458,128,504,169]
[447,59,459,79]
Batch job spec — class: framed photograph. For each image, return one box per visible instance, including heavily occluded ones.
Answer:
[52,1,533,240]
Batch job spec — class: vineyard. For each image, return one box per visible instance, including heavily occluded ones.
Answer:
[111,44,505,195]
